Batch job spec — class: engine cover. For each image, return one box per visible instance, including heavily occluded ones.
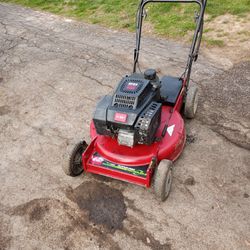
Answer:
[112,77,152,110]
[93,73,162,146]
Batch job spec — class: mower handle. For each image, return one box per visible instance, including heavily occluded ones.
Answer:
[133,0,207,86]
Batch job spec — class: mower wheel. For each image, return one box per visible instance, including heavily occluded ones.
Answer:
[64,141,88,177]
[184,83,198,119]
[153,160,173,202]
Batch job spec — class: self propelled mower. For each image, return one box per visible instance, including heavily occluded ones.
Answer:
[64,0,207,201]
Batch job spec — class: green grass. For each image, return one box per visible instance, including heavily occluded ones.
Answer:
[203,38,225,47]
[2,0,250,39]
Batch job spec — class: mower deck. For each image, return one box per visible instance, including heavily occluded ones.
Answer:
[82,106,185,187]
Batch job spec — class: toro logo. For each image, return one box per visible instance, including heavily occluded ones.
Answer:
[114,112,128,123]
[91,155,104,166]
[126,82,138,91]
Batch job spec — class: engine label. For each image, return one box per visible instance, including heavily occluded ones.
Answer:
[90,153,148,177]
[114,112,128,123]
[126,82,138,91]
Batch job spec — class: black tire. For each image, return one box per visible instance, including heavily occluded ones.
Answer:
[63,141,88,177]
[184,83,198,119]
[153,160,173,202]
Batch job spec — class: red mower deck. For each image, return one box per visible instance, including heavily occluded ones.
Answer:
[82,106,186,187]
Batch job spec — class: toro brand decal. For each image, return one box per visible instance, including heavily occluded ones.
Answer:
[114,112,128,123]
[126,82,138,91]
[91,155,104,166]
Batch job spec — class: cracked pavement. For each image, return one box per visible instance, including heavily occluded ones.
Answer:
[0,3,249,250]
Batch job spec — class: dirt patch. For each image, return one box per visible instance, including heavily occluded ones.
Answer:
[203,14,250,66]
[66,181,127,232]
[142,20,155,35]
[9,195,167,249]
[11,199,50,222]
[124,216,171,250]
[9,198,121,249]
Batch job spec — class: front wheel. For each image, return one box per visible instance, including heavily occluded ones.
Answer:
[63,141,88,177]
[153,160,173,201]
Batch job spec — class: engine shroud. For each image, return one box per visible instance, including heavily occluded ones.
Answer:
[112,77,152,110]
[93,74,162,146]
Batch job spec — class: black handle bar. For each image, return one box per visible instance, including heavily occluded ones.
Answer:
[133,0,207,86]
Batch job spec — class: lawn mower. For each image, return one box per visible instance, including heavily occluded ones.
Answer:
[64,0,207,201]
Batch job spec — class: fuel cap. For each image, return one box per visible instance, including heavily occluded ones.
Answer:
[144,69,157,80]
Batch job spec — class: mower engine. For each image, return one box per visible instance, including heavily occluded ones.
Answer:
[93,69,162,147]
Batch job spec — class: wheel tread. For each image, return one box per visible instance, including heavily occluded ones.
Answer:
[63,141,87,177]
[154,160,173,201]
[184,83,198,119]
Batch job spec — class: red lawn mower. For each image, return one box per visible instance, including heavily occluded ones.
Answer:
[64,0,207,201]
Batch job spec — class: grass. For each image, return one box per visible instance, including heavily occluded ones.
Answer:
[203,38,224,47]
[2,0,250,40]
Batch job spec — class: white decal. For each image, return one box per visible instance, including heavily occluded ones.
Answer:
[167,125,175,136]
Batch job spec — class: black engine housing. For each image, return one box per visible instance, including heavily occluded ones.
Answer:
[93,71,162,146]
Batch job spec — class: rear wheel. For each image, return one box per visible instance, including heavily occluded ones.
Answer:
[63,141,88,177]
[153,160,173,201]
[184,83,198,119]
